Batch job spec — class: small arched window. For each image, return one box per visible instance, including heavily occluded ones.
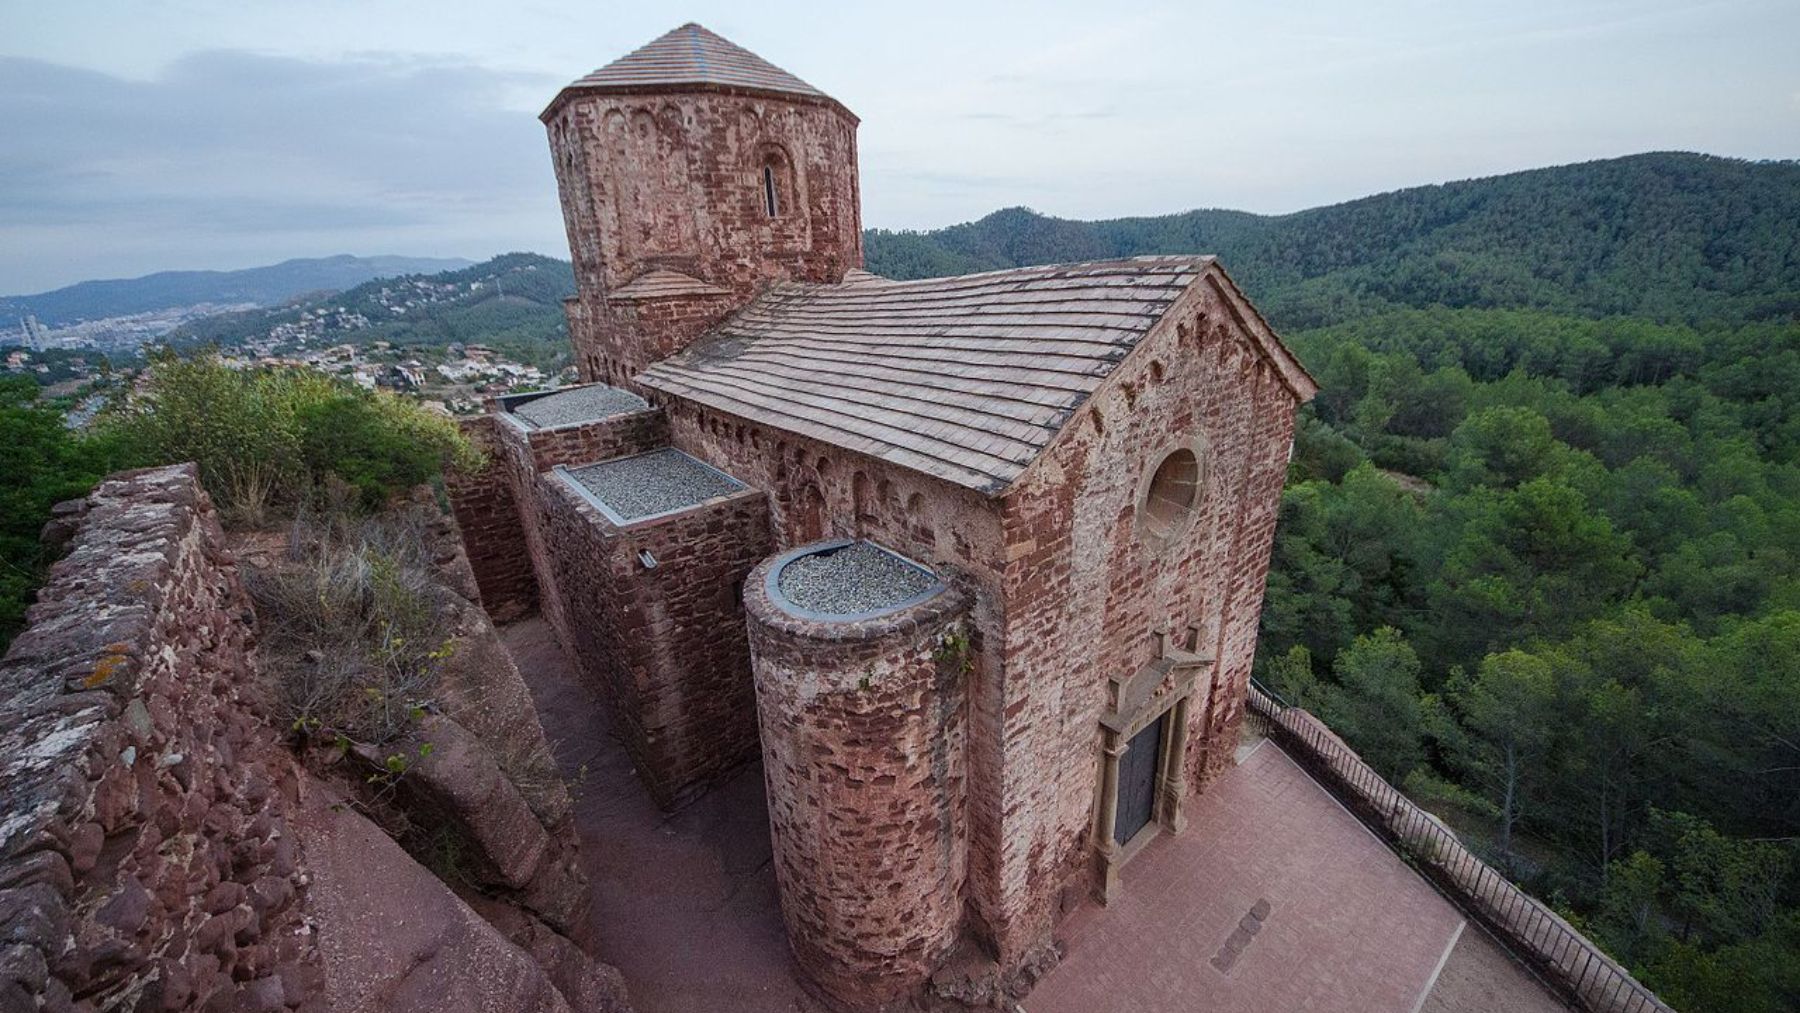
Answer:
[763,164,781,218]
[757,146,795,220]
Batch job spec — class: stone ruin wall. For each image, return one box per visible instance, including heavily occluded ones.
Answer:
[743,560,972,1009]
[1,463,634,1013]
[0,465,323,1012]
[544,89,862,386]
[987,277,1302,966]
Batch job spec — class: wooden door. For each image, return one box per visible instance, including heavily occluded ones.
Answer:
[1114,712,1166,845]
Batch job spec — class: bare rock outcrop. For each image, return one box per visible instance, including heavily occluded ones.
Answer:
[296,785,579,1013]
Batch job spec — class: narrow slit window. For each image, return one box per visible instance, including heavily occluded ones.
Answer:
[763,164,780,218]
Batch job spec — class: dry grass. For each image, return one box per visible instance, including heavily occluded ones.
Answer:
[250,492,454,746]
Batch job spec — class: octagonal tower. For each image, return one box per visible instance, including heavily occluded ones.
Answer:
[541,24,863,388]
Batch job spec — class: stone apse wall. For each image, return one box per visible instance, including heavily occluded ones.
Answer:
[0,465,322,1011]
[744,558,972,1008]
[542,87,862,387]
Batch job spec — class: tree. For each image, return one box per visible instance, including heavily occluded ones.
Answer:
[0,377,129,646]
[1318,627,1425,782]
[1442,649,1560,869]
[1423,478,1640,671]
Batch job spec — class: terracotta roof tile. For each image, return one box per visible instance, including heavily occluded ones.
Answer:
[560,23,825,101]
[639,257,1215,494]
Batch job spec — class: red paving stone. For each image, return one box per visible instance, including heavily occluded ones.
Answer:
[1027,740,1469,1013]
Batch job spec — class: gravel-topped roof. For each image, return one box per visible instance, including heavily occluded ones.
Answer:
[640,257,1252,494]
[566,449,743,521]
[776,541,938,617]
[509,384,648,430]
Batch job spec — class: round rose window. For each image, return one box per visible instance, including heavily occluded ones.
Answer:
[1140,448,1201,542]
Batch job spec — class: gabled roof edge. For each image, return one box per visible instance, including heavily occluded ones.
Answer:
[995,260,1317,501]
[1201,263,1319,403]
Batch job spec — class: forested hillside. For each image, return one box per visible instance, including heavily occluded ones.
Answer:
[874,152,1800,1012]
[168,252,575,368]
[1,254,472,326]
[867,152,1800,329]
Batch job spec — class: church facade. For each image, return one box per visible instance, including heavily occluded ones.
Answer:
[449,23,1316,1009]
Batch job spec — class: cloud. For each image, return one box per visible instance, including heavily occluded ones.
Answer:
[0,51,568,292]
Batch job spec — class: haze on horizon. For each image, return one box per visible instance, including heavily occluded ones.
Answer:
[2,0,1796,295]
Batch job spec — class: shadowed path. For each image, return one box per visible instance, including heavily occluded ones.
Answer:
[500,617,825,1013]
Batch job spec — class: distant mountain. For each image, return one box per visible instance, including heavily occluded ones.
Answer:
[2,254,476,327]
[169,253,574,362]
[865,152,1800,330]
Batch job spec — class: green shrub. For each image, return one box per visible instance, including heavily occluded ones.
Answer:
[106,349,478,522]
[0,377,132,646]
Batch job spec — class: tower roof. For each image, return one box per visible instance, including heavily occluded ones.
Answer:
[544,23,843,119]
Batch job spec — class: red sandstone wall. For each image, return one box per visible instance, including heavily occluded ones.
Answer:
[512,404,670,474]
[663,399,1005,577]
[453,401,671,644]
[986,276,1303,963]
[666,403,1017,924]
[744,562,971,1007]
[545,91,861,385]
[536,476,773,807]
[0,465,322,1011]
[448,414,540,621]
[585,293,740,389]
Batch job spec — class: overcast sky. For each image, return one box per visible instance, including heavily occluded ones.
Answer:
[2,0,1796,293]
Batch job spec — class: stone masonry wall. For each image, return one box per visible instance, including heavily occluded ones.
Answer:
[446,403,668,631]
[744,559,970,1008]
[536,475,773,808]
[987,274,1304,965]
[508,403,669,475]
[0,465,322,1012]
[448,414,539,622]
[583,294,740,390]
[544,89,861,386]
[666,401,1017,959]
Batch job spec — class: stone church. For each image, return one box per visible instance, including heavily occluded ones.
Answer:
[448,22,1317,1009]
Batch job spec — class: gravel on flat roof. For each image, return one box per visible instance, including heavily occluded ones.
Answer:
[776,541,938,617]
[567,449,742,520]
[510,385,647,429]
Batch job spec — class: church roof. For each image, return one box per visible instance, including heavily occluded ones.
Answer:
[639,257,1312,495]
[545,23,833,118]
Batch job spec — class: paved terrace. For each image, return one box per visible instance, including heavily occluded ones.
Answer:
[501,617,1566,1012]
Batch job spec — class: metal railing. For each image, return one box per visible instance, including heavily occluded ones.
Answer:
[1245,680,1674,1013]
